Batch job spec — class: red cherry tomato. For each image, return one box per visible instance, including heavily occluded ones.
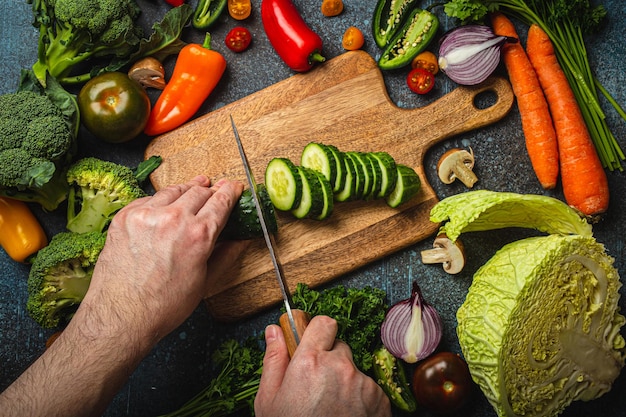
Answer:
[407,67,435,95]
[225,26,252,52]
[412,352,474,415]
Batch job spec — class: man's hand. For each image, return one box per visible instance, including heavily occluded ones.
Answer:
[0,176,248,417]
[255,315,392,417]
[82,176,246,346]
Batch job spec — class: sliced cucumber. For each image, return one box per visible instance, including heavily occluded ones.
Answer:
[345,152,366,200]
[265,158,302,211]
[386,164,421,208]
[291,167,325,219]
[311,170,334,220]
[335,153,357,202]
[369,152,398,198]
[364,153,383,200]
[301,142,337,186]
[326,144,346,193]
[348,152,375,199]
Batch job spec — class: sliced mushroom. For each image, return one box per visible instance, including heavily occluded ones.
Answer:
[128,57,166,90]
[421,234,465,274]
[437,148,477,188]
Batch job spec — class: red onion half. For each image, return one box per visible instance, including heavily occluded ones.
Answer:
[438,25,515,86]
[380,281,442,363]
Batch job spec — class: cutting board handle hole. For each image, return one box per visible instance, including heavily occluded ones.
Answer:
[473,90,498,110]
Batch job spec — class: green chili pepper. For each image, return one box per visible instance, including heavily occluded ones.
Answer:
[372,346,418,413]
[372,0,420,48]
[193,0,227,30]
[378,9,439,70]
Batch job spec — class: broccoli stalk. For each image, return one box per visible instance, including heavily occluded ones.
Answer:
[27,231,107,329]
[66,158,151,234]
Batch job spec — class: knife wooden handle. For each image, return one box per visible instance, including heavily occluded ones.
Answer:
[279,309,311,358]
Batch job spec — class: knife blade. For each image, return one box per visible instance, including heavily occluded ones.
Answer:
[230,115,310,358]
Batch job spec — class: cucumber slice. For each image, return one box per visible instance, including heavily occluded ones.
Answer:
[301,142,337,187]
[364,153,383,200]
[369,152,398,198]
[335,153,357,202]
[345,152,366,200]
[386,164,421,208]
[291,167,325,219]
[348,152,374,199]
[265,158,302,211]
[326,144,346,192]
[311,170,334,220]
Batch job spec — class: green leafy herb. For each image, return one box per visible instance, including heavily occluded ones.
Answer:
[443,0,625,170]
[291,283,388,372]
[159,338,264,417]
[160,284,388,416]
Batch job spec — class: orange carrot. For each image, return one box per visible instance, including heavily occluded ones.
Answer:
[526,24,609,216]
[491,13,559,190]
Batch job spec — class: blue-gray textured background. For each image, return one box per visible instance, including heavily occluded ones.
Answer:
[1,1,624,416]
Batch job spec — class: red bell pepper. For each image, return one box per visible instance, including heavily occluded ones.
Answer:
[261,0,326,72]
[165,0,185,6]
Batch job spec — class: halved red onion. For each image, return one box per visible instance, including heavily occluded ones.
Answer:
[380,281,442,363]
[438,25,515,86]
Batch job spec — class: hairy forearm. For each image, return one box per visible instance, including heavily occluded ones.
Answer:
[0,300,154,417]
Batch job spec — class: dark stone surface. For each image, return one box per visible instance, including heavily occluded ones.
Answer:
[1,1,624,416]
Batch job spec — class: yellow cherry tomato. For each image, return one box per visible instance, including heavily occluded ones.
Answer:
[342,26,365,51]
[228,0,251,20]
[411,51,439,75]
[321,0,343,17]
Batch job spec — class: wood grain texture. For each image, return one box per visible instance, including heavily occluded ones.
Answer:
[145,51,514,321]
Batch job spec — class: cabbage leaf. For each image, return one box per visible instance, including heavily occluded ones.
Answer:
[457,234,625,416]
[430,190,593,241]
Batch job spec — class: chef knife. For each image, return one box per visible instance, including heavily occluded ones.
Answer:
[230,116,310,358]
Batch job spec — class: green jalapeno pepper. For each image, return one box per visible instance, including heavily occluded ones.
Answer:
[193,0,227,30]
[372,0,420,48]
[372,346,418,413]
[378,8,439,70]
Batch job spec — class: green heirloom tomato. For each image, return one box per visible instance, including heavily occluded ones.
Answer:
[78,72,151,143]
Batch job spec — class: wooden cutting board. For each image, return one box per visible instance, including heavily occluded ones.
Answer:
[145,50,514,322]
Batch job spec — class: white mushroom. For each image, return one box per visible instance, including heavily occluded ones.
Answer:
[128,57,166,90]
[421,234,466,274]
[437,148,477,187]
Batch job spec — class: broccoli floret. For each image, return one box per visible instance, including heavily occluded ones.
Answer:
[0,90,62,121]
[23,116,73,160]
[0,118,26,151]
[0,148,53,185]
[66,157,147,233]
[0,88,77,211]
[29,0,144,85]
[27,231,107,329]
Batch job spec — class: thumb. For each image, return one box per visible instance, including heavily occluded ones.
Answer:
[256,324,289,409]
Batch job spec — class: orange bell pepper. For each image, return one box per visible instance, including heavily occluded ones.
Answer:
[144,33,227,136]
[0,197,48,263]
